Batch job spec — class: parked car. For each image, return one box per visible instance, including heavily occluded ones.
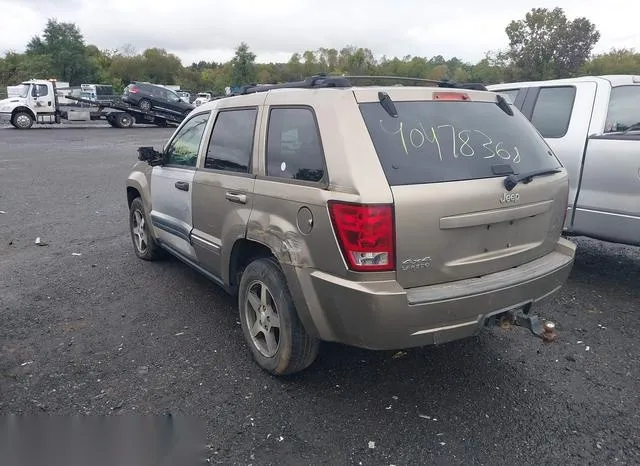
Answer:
[126,75,576,375]
[193,92,212,107]
[488,75,640,247]
[122,82,194,117]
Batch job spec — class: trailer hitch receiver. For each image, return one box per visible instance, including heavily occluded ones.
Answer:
[488,309,557,342]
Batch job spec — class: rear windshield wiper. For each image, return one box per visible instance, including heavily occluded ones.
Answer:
[378,91,398,117]
[495,94,514,116]
[504,168,562,191]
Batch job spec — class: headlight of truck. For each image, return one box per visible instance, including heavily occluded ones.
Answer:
[0,106,11,112]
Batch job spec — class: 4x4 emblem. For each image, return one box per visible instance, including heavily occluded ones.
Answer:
[499,192,520,205]
[401,257,432,271]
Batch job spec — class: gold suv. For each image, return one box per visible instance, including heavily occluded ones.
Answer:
[126,75,576,375]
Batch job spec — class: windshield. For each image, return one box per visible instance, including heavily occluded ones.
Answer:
[605,85,640,132]
[359,100,562,186]
[16,84,30,98]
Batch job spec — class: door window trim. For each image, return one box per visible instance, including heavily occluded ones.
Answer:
[198,106,260,178]
[259,104,329,188]
[163,111,212,170]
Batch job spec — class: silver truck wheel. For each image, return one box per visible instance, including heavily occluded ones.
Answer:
[12,112,34,129]
[239,258,319,375]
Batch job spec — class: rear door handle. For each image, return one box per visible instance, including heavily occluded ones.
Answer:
[175,181,189,191]
[225,192,247,204]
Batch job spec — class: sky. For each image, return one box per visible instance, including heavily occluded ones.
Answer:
[1,0,638,66]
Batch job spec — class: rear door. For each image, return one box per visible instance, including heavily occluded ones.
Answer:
[191,96,264,282]
[520,83,597,217]
[146,85,169,112]
[355,88,568,288]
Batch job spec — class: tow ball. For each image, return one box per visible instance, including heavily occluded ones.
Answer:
[488,310,558,342]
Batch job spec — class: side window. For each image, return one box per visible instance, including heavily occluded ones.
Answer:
[530,86,576,138]
[266,107,325,182]
[164,112,210,167]
[204,108,257,173]
[32,84,49,97]
[604,86,640,132]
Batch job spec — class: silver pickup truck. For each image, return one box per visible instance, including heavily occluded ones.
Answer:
[488,75,640,247]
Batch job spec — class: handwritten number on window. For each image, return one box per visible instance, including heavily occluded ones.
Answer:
[378,120,520,163]
[458,130,475,157]
[379,120,408,155]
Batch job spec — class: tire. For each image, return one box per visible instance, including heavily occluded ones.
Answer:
[12,112,34,129]
[129,197,161,261]
[238,258,319,375]
[114,112,134,128]
[138,99,152,112]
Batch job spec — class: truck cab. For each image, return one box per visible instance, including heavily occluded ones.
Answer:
[488,75,640,247]
[0,79,59,129]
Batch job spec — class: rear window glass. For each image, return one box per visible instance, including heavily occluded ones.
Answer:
[359,100,561,186]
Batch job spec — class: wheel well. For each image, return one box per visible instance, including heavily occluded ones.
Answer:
[127,187,140,207]
[12,107,35,120]
[228,239,276,294]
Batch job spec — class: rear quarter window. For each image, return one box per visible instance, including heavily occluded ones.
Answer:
[359,100,561,186]
[266,107,325,183]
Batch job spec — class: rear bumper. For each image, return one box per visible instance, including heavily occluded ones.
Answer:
[284,238,576,350]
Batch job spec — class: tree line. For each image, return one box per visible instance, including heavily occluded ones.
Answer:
[1,7,639,99]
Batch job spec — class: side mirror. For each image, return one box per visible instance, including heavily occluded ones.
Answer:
[32,87,40,98]
[137,146,164,166]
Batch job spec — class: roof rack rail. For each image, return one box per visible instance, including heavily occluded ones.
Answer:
[343,75,487,91]
[233,74,351,95]
[229,73,487,96]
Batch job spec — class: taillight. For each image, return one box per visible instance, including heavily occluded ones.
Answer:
[129,86,139,94]
[328,201,395,272]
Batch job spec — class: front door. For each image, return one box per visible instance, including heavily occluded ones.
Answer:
[31,83,55,115]
[150,112,211,260]
[573,85,640,245]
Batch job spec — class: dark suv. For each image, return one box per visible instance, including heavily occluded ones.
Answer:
[122,82,194,116]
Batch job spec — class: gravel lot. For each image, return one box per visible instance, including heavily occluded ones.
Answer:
[0,126,638,465]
